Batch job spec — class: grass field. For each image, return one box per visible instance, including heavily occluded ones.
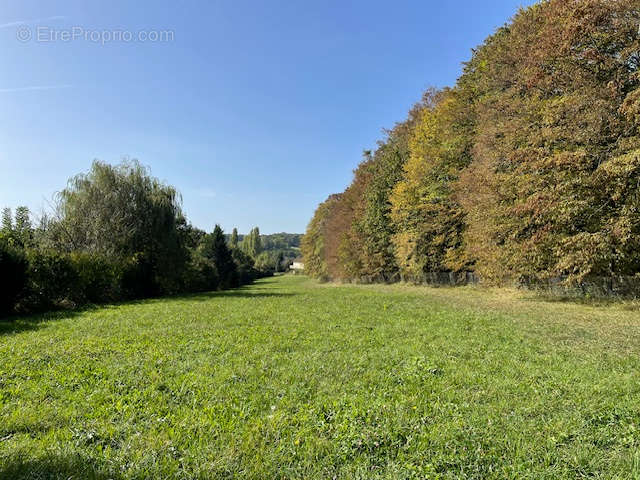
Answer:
[1,275,640,479]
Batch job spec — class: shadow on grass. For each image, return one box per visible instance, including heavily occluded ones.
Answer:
[178,288,296,302]
[0,308,91,337]
[523,292,640,310]
[0,281,297,336]
[0,454,120,480]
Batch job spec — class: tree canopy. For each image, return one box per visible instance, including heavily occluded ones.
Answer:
[303,0,640,288]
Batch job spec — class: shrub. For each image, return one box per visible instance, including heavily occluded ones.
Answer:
[0,236,28,317]
[183,252,219,293]
[24,250,79,311]
[120,254,158,300]
[232,248,258,286]
[70,252,122,304]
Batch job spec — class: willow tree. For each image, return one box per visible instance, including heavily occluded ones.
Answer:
[49,159,188,292]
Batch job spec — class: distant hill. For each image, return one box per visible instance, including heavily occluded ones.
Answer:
[260,233,302,252]
[226,232,303,269]
[226,232,302,250]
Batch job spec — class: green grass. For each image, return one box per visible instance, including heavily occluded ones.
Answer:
[1,275,640,479]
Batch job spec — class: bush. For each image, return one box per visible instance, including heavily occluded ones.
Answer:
[254,251,276,275]
[120,254,159,300]
[24,250,79,312]
[70,252,122,304]
[232,248,258,286]
[183,252,219,293]
[0,237,28,317]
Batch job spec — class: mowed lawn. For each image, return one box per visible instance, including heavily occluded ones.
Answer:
[2,276,640,479]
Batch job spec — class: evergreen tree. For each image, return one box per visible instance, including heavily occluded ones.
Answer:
[202,225,237,289]
[14,206,33,247]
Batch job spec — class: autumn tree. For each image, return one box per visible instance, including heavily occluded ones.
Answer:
[459,0,640,283]
[389,85,477,281]
[301,195,340,280]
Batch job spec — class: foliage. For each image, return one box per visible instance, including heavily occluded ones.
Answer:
[306,0,640,288]
[241,227,263,259]
[23,250,81,311]
[46,159,188,294]
[70,252,123,304]
[0,235,28,316]
[260,232,302,269]
[231,247,258,285]
[199,225,237,289]
[1,161,261,317]
[390,87,475,280]
[230,227,239,249]
[455,0,640,283]
[1,206,34,248]
[254,251,276,273]
[261,232,301,250]
[356,99,427,282]
[301,195,339,281]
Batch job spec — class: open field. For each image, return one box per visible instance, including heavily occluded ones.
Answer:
[1,275,640,479]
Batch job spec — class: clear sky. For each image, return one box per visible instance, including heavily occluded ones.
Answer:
[0,0,535,234]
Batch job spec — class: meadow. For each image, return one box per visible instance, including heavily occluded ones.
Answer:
[1,274,640,479]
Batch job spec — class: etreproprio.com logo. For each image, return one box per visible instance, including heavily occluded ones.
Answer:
[16,25,174,45]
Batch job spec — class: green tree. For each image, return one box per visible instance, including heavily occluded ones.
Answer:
[14,206,33,247]
[200,225,237,289]
[49,159,188,293]
[0,236,28,317]
[275,251,285,272]
[230,228,239,248]
[254,251,275,274]
[242,227,262,258]
[1,208,12,235]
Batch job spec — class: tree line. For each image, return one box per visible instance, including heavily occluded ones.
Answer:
[0,160,277,317]
[229,230,302,273]
[302,0,640,288]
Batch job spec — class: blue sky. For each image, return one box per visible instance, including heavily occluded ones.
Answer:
[0,0,535,234]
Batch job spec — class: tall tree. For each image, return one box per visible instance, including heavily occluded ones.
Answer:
[1,208,12,235]
[230,228,239,248]
[201,225,237,289]
[459,0,640,283]
[14,206,33,247]
[390,87,475,280]
[242,227,262,258]
[302,195,340,281]
[49,159,188,293]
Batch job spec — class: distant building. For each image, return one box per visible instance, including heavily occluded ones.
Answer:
[290,258,305,273]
